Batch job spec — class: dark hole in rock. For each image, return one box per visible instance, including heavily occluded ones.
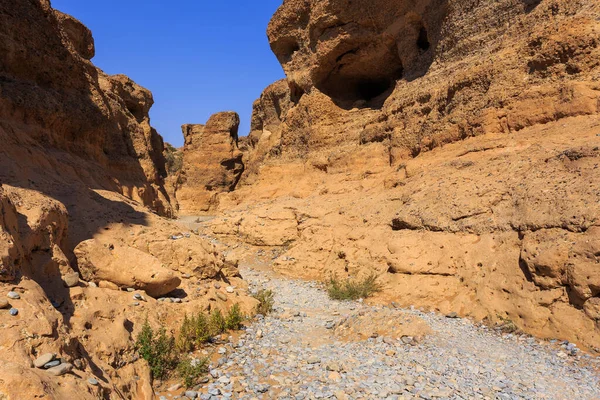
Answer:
[273,37,301,64]
[289,80,305,103]
[356,78,393,101]
[417,26,430,51]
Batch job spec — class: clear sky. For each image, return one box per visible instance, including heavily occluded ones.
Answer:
[51,0,285,147]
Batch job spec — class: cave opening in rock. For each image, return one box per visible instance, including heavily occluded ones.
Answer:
[273,37,300,64]
[356,78,394,101]
[314,43,404,109]
[417,26,430,51]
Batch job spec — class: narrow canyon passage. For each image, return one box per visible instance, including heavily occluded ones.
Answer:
[165,238,600,400]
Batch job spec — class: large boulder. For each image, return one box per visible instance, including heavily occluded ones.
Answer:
[74,239,181,297]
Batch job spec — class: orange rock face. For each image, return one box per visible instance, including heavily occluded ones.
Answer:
[208,0,600,351]
[175,112,245,214]
[0,2,253,399]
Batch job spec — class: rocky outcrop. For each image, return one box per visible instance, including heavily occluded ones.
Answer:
[175,112,244,214]
[0,0,172,216]
[239,0,600,176]
[0,2,253,399]
[210,0,600,352]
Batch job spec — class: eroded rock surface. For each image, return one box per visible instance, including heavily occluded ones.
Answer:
[175,112,245,214]
[208,0,600,352]
[0,2,253,399]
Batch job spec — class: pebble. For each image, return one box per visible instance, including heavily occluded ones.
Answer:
[62,272,80,288]
[0,299,9,309]
[185,391,198,398]
[44,360,61,369]
[186,258,600,399]
[168,384,182,392]
[34,353,56,368]
[7,291,20,300]
[133,293,143,301]
[9,308,18,316]
[226,286,235,293]
[46,362,72,376]
[216,292,228,302]
[88,378,99,386]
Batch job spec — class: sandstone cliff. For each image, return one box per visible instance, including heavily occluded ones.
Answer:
[175,112,245,214]
[208,0,600,352]
[0,2,252,399]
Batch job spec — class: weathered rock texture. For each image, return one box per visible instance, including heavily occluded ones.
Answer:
[0,2,253,399]
[175,112,245,214]
[0,0,172,216]
[209,0,600,352]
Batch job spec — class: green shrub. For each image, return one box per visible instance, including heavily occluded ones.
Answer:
[135,319,177,380]
[177,357,209,388]
[176,314,195,353]
[209,309,226,335]
[253,289,274,315]
[327,273,382,301]
[194,312,211,345]
[225,303,245,330]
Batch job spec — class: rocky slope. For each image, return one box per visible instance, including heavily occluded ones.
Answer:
[203,0,600,352]
[0,2,254,399]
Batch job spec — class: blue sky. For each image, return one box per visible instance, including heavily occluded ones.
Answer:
[52,0,285,147]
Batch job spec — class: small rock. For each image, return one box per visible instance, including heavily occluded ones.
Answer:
[0,299,8,309]
[185,391,198,399]
[216,292,228,302]
[44,360,61,369]
[7,291,20,300]
[126,288,135,293]
[226,286,235,293]
[214,283,221,289]
[34,353,56,368]
[88,282,98,288]
[325,321,336,329]
[46,362,73,376]
[446,312,459,318]
[62,272,80,288]
[88,378,99,386]
[401,336,414,345]
[9,308,18,316]
[307,356,321,364]
[256,329,263,339]
[173,298,182,303]
[168,383,182,392]
[326,362,342,372]
[218,347,227,354]
[182,273,192,279]
[255,384,270,393]
[133,293,143,301]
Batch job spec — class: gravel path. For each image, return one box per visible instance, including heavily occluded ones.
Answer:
[189,262,600,400]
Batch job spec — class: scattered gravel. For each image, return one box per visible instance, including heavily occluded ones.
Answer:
[192,263,600,400]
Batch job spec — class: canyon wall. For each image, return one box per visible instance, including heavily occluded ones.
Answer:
[0,2,251,399]
[208,0,600,351]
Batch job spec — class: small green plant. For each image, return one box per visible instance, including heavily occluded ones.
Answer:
[177,357,209,388]
[176,314,195,353]
[225,303,245,330]
[135,319,177,380]
[496,315,519,333]
[194,312,211,345]
[253,289,274,315]
[327,273,382,301]
[209,309,226,335]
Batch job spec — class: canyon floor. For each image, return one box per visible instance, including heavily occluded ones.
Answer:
[165,226,600,400]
